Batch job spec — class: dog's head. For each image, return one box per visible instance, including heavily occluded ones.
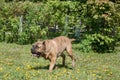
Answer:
[31,41,45,58]
[31,40,50,58]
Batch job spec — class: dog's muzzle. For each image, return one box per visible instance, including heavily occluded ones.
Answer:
[31,48,41,58]
[31,48,35,53]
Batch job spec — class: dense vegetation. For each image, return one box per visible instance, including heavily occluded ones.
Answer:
[0,0,120,52]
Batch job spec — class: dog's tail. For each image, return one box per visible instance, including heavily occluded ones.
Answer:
[70,39,76,42]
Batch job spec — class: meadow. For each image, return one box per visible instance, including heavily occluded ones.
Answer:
[0,42,120,80]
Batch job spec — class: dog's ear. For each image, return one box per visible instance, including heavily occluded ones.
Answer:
[42,40,49,46]
[42,41,45,45]
[42,40,50,52]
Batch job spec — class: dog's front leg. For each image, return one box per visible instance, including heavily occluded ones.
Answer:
[49,57,56,72]
[45,52,50,59]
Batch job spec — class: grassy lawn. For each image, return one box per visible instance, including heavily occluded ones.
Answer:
[0,42,120,80]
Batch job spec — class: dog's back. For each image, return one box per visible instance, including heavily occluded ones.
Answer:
[52,36,72,54]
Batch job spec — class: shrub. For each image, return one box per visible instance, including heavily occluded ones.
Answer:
[79,1,119,52]
[0,1,119,52]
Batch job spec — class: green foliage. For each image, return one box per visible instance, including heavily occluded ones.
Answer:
[18,32,29,44]
[78,38,92,53]
[80,1,119,52]
[0,1,48,44]
[91,34,114,52]
[0,1,119,52]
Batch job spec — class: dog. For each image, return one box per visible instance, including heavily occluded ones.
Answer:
[31,36,76,72]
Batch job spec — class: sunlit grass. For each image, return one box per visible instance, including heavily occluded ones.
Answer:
[0,42,120,80]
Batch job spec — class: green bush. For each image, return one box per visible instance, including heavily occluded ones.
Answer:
[80,1,119,52]
[0,1,119,52]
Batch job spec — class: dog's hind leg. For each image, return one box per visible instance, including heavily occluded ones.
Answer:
[66,45,76,67]
[60,54,66,66]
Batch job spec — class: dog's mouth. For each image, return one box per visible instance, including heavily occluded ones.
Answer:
[32,52,41,58]
[31,48,41,58]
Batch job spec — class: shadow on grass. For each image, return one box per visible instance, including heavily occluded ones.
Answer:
[31,65,49,70]
[31,64,73,70]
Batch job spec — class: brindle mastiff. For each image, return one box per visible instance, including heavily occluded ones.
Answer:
[31,36,76,72]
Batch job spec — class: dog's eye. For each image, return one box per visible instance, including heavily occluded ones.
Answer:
[35,46,39,48]
[37,45,42,48]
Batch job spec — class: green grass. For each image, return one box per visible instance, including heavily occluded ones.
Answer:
[0,42,120,80]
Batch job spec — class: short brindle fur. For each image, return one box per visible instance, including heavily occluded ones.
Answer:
[31,36,76,72]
